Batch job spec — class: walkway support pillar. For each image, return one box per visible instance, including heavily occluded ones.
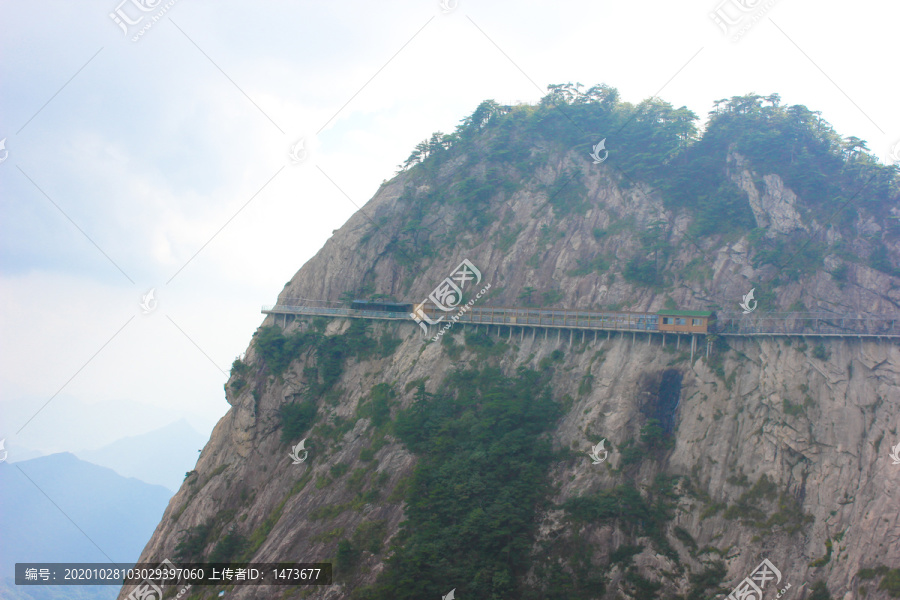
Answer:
[690,335,695,363]
[677,335,680,350]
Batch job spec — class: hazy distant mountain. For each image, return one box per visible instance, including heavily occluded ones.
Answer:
[75,419,205,492]
[0,453,171,600]
[0,395,216,459]
[0,578,119,600]
[3,442,44,463]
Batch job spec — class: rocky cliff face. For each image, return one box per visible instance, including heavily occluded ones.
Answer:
[120,126,900,600]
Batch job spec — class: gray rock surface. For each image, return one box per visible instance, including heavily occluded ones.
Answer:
[120,147,900,600]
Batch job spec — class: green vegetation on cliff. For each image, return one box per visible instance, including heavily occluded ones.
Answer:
[357,366,561,600]
[253,320,395,443]
[389,84,898,286]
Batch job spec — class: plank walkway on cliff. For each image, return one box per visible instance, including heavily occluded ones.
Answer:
[261,301,900,340]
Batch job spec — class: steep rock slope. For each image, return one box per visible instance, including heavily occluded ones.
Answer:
[121,90,900,600]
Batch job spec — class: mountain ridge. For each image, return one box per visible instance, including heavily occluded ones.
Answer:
[121,88,900,600]
[75,419,205,492]
[1,452,172,600]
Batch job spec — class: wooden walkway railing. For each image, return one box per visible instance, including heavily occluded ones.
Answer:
[262,304,900,339]
[715,312,899,338]
[263,305,663,331]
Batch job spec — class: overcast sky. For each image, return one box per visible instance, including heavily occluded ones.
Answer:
[1,0,898,457]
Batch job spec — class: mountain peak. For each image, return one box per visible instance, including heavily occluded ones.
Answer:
[123,88,900,600]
